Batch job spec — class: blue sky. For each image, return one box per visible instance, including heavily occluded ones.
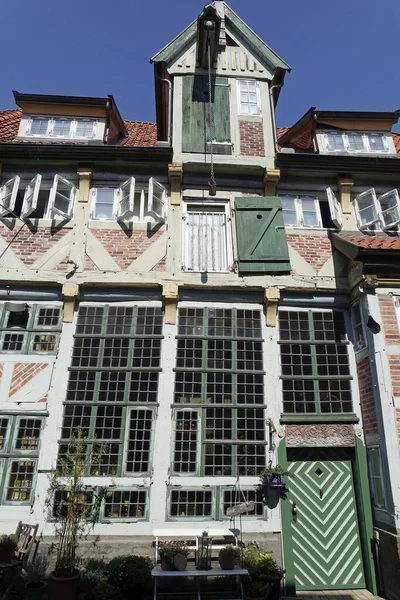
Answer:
[1,0,399,128]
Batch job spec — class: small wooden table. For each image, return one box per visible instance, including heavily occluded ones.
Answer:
[151,566,249,600]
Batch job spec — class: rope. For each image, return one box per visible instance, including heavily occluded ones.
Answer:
[207,38,216,194]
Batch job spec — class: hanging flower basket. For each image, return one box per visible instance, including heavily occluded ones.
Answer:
[265,474,285,488]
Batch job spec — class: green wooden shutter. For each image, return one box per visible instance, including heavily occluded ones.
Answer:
[235,197,290,274]
[182,75,231,154]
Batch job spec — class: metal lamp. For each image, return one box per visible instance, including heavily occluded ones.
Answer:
[196,531,213,570]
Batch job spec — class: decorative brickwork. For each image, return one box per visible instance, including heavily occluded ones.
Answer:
[9,363,48,397]
[0,226,68,267]
[239,121,265,156]
[356,357,378,435]
[388,356,400,397]
[91,229,165,270]
[0,364,3,382]
[379,295,400,344]
[286,232,333,271]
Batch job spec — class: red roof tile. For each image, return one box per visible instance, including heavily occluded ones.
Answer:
[393,132,400,155]
[0,109,21,142]
[342,234,400,250]
[0,109,157,147]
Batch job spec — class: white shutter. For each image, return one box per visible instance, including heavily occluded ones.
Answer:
[0,176,20,217]
[48,175,76,219]
[326,187,342,229]
[117,177,135,223]
[21,174,42,220]
[353,188,380,230]
[147,177,166,221]
[378,189,400,229]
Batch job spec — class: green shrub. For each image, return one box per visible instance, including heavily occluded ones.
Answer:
[242,544,282,580]
[107,554,152,597]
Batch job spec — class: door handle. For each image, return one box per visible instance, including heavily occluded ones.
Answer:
[291,502,298,516]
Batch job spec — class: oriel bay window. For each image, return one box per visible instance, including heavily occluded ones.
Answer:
[279,310,353,415]
[0,416,43,504]
[58,304,162,476]
[172,307,266,476]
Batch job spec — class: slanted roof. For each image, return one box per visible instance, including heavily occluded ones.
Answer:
[151,1,290,72]
[331,232,400,260]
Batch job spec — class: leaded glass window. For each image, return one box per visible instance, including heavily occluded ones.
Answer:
[279,310,353,414]
[173,307,266,476]
[59,304,162,476]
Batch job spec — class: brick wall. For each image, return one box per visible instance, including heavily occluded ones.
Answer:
[91,229,164,270]
[9,363,48,397]
[379,295,400,344]
[286,232,333,272]
[239,121,265,156]
[356,356,378,435]
[0,226,68,267]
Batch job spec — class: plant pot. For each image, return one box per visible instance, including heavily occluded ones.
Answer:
[50,570,80,600]
[266,474,284,488]
[160,557,175,571]
[24,581,47,600]
[173,553,187,571]
[0,548,16,562]
[219,554,236,570]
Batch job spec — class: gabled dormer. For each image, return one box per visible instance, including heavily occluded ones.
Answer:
[13,91,128,145]
[279,107,399,156]
[151,1,290,165]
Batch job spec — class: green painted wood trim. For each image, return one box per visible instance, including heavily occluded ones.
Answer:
[353,437,377,595]
[278,439,296,597]
[280,414,359,424]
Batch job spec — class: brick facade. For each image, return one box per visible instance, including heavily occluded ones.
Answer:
[356,356,378,435]
[9,363,49,397]
[91,228,165,270]
[379,295,400,344]
[0,226,68,267]
[286,232,333,271]
[239,121,265,156]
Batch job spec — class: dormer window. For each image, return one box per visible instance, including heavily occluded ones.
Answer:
[26,117,97,139]
[324,131,389,154]
[238,80,260,116]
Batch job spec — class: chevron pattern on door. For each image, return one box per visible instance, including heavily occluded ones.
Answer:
[287,453,365,590]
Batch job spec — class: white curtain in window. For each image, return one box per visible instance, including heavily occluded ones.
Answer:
[187,211,227,272]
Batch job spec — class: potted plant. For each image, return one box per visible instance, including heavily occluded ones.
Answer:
[46,428,106,600]
[218,545,240,570]
[242,544,283,600]
[259,463,287,489]
[23,555,49,599]
[158,540,190,571]
[0,534,17,562]
[107,554,153,598]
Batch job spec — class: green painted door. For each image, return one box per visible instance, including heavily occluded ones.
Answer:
[287,455,365,590]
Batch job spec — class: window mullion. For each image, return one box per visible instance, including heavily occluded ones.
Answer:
[296,198,303,226]
[118,405,128,476]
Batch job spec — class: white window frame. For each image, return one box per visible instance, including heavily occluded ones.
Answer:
[167,486,215,521]
[21,174,42,220]
[353,188,400,231]
[25,117,97,140]
[90,187,117,221]
[171,408,202,477]
[182,200,233,273]
[47,175,76,219]
[280,194,323,229]
[237,80,261,116]
[0,176,20,217]
[351,301,366,352]
[324,131,389,154]
[148,178,166,222]
[116,177,135,223]
[326,187,342,229]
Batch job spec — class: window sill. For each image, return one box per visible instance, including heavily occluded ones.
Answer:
[280,413,359,424]
[88,220,164,231]
[238,115,262,122]
[0,218,73,229]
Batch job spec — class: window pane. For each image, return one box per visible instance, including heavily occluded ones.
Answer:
[326,133,345,151]
[174,411,198,473]
[104,490,147,519]
[15,419,42,450]
[95,190,115,219]
[369,134,385,152]
[6,460,36,501]
[30,119,49,135]
[348,134,365,151]
[380,191,400,227]
[0,418,9,450]
[223,489,263,517]
[53,119,71,137]
[125,409,152,473]
[187,209,228,272]
[76,120,94,138]
[170,489,212,517]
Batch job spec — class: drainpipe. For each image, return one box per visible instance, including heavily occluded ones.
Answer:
[269,83,283,154]
[160,78,173,145]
